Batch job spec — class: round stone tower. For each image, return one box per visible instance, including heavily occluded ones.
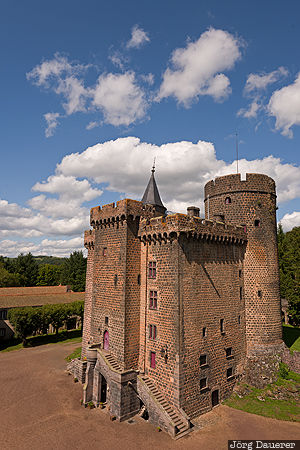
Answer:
[204,173,283,357]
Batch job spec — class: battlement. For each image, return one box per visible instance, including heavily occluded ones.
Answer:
[138,213,246,245]
[84,230,95,249]
[90,199,155,228]
[205,173,276,200]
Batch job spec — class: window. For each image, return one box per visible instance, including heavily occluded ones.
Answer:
[150,351,156,369]
[114,274,118,287]
[149,291,158,309]
[254,219,260,227]
[137,274,141,285]
[202,327,207,337]
[240,287,243,300]
[149,324,157,340]
[225,197,231,204]
[148,261,156,279]
[258,290,262,298]
[220,319,225,334]
[0,328,6,337]
[238,315,241,325]
[239,270,242,278]
[105,316,109,325]
[226,347,233,358]
[200,377,207,391]
[227,367,233,379]
[200,354,207,367]
[103,247,107,256]
[0,310,7,320]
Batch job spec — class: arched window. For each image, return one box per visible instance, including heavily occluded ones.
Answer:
[225,197,231,204]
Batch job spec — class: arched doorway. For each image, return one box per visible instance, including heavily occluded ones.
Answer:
[100,374,107,403]
[103,330,109,350]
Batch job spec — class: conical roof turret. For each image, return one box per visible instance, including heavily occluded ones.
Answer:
[141,164,166,216]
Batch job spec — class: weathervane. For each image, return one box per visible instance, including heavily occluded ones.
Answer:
[152,157,156,173]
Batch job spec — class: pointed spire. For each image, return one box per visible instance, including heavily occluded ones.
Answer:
[141,163,166,215]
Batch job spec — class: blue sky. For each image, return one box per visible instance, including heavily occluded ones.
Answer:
[1,0,300,256]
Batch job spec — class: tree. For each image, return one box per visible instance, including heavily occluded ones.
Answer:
[60,251,87,292]
[8,307,39,346]
[48,304,68,335]
[37,264,62,286]
[70,301,84,327]
[12,253,39,287]
[0,263,22,287]
[277,225,300,325]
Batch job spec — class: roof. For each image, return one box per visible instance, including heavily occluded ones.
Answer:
[0,286,85,309]
[141,166,166,214]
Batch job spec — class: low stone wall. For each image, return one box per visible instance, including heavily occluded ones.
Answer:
[282,348,300,374]
[67,358,87,383]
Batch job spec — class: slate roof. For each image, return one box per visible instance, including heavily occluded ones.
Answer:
[141,167,166,214]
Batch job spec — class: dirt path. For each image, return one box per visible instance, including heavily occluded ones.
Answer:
[0,343,299,450]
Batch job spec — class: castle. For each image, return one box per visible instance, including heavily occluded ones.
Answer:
[80,168,283,438]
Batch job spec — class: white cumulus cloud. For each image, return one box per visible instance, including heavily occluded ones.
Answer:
[280,211,300,232]
[92,72,148,126]
[268,73,300,138]
[126,25,150,49]
[157,28,242,105]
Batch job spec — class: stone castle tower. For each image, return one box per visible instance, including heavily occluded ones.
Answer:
[78,169,283,438]
[204,174,283,358]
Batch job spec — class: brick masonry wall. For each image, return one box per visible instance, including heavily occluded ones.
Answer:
[90,222,127,369]
[204,173,282,354]
[179,235,246,418]
[139,239,181,409]
[82,230,95,359]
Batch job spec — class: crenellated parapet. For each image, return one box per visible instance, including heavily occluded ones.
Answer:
[138,213,247,245]
[205,173,276,201]
[90,199,158,229]
[84,230,95,249]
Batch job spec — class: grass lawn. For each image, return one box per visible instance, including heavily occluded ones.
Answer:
[0,329,82,353]
[65,346,82,362]
[225,369,300,422]
[282,324,300,352]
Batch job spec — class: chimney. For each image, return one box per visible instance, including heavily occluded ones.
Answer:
[187,206,200,218]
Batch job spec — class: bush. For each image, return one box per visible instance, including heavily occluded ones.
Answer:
[278,362,290,379]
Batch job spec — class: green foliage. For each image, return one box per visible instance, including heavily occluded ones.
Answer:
[278,225,300,325]
[60,251,87,292]
[6,301,84,344]
[37,264,62,286]
[0,263,22,287]
[278,362,289,379]
[12,253,39,287]
[8,307,39,345]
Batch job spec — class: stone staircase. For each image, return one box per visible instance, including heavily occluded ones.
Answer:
[102,352,121,372]
[138,375,191,438]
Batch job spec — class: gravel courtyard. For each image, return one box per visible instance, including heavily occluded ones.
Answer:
[0,342,299,450]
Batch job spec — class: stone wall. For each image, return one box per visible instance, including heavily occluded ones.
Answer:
[67,358,87,383]
[282,348,300,374]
